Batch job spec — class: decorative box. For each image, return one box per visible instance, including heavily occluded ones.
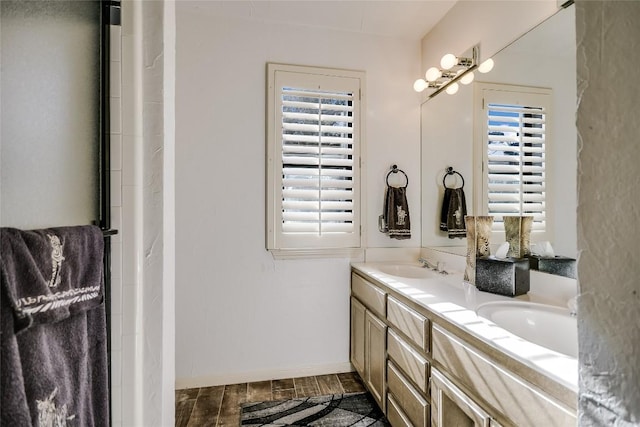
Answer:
[475,256,530,297]
[528,255,576,279]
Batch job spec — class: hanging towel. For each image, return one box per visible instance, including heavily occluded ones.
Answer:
[1,225,109,426]
[440,187,467,239]
[439,188,454,231]
[384,186,411,240]
[0,226,105,332]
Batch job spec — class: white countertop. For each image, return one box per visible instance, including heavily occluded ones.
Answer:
[351,261,578,395]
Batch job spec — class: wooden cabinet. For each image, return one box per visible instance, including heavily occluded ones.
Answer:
[387,329,429,395]
[387,296,430,351]
[350,269,575,427]
[431,325,576,427]
[350,274,387,412]
[431,368,499,427]
[350,297,366,378]
[388,361,430,427]
[365,310,387,411]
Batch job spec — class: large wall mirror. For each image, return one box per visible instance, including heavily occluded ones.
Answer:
[421,4,577,259]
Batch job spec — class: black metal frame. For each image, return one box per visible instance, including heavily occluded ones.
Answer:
[99,1,121,423]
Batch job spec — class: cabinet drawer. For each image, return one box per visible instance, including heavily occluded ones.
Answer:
[432,325,576,427]
[430,368,493,427]
[388,361,429,427]
[387,296,430,352]
[387,329,429,395]
[352,273,386,317]
[387,394,413,427]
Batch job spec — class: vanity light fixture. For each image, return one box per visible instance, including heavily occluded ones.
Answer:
[414,45,494,99]
[413,78,428,92]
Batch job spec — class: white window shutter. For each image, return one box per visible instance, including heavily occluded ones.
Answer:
[267,64,364,252]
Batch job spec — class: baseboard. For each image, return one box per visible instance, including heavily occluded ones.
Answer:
[175,362,355,390]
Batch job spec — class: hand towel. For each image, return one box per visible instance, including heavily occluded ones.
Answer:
[445,188,468,239]
[384,186,411,240]
[1,225,109,426]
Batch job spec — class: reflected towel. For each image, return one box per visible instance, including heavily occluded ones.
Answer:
[439,188,453,231]
[384,186,411,240]
[442,188,467,239]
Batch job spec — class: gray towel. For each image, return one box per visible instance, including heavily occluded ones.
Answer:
[444,188,467,239]
[1,225,109,426]
[1,226,104,332]
[384,186,411,240]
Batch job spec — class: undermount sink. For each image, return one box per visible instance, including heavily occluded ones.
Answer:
[476,301,577,358]
[377,264,433,279]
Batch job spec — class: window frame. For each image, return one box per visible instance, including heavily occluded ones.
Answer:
[473,82,553,244]
[266,63,366,258]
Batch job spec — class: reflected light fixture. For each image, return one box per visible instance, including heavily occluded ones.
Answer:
[478,58,495,73]
[445,83,459,95]
[440,53,473,70]
[425,67,442,82]
[460,71,475,85]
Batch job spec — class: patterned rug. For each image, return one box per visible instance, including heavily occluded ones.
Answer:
[240,392,390,426]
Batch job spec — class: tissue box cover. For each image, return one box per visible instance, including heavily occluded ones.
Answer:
[528,255,576,279]
[476,256,530,297]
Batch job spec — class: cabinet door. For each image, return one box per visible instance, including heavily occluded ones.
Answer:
[431,368,493,427]
[350,297,366,378]
[365,310,387,412]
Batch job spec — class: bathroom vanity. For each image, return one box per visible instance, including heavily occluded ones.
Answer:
[350,260,577,427]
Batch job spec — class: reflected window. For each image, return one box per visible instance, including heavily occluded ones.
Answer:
[474,83,552,241]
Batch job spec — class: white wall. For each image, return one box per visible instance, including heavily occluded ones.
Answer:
[421,6,577,257]
[175,2,422,387]
[576,1,640,425]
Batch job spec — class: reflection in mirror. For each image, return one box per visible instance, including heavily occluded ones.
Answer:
[421,5,576,260]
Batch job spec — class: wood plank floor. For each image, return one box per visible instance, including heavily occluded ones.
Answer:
[175,372,367,427]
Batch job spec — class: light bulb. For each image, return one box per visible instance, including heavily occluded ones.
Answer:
[425,67,442,82]
[445,83,459,95]
[440,53,457,70]
[413,78,428,93]
[460,71,475,85]
[478,58,494,73]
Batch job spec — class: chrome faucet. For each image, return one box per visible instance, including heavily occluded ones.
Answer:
[419,257,448,275]
[418,257,437,270]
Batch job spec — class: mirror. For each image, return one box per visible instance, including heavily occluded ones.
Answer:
[420,5,577,260]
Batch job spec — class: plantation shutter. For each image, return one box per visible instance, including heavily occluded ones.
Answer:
[267,65,363,251]
[481,89,550,234]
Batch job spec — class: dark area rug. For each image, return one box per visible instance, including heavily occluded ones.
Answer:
[240,392,390,426]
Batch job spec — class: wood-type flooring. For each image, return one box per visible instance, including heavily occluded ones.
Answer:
[175,372,367,427]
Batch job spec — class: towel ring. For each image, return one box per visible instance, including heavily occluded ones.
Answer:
[443,166,464,189]
[386,165,408,188]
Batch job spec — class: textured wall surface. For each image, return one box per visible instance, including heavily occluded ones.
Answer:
[576,1,640,425]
